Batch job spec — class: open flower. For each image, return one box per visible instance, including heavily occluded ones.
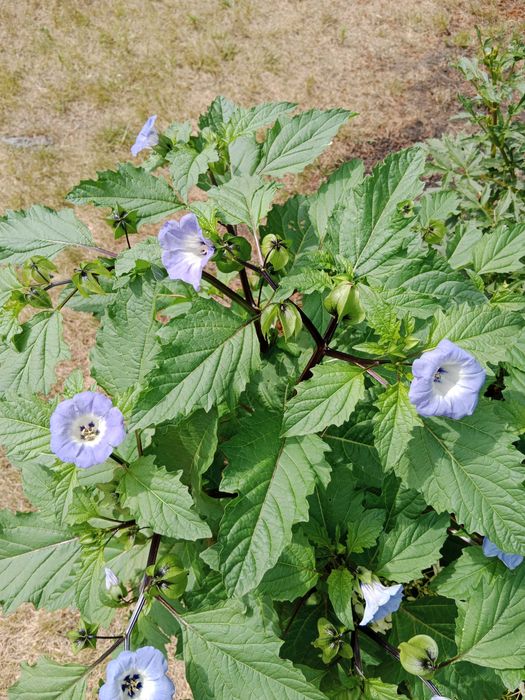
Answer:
[359,580,403,626]
[99,646,175,700]
[158,213,214,291]
[131,115,159,157]
[408,339,485,419]
[50,391,125,469]
[482,536,523,570]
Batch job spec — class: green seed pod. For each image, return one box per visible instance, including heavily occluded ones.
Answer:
[215,235,252,272]
[260,303,280,339]
[313,618,353,665]
[324,282,365,323]
[278,302,302,341]
[67,621,98,653]
[146,555,188,599]
[261,234,290,271]
[423,219,447,245]
[398,634,439,678]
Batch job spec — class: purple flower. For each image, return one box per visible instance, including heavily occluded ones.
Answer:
[50,391,125,469]
[482,537,523,570]
[409,339,485,420]
[359,581,403,626]
[99,646,175,700]
[158,213,214,291]
[431,696,452,700]
[131,115,159,157]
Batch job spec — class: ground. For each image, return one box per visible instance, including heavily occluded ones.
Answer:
[0,0,523,696]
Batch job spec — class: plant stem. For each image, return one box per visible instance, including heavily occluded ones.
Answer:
[352,629,364,677]
[325,349,389,386]
[155,595,186,627]
[90,246,118,259]
[124,231,131,250]
[55,287,78,311]
[239,267,268,352]
[298,315,338,382]
[135,430,144,458]
[123,532,161,650]
[89,636,124,670]
[201,270,258,316]
[44,278,73,291]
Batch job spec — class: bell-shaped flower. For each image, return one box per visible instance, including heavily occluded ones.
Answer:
[158,213,214,291]
[482,536,523,570]
[359,580,403,626]
[99,646,175,700]
[409,339,485,419]
[50,391,125,469]
[131,115,159,157]
[104,568,119,591]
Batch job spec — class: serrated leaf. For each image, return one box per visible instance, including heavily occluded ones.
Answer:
[374,512,448,582]
[118,456,211,540]
[327,567,355,629]
[167,144,219,201]
[217,407,330,597]
[66,164,183,226]
[227,101,296,138]
[432,546,506,600]
[455,565,525,669]
[208,174,279,232]
[114,237,161,276]
[470,223,525,274]
[0,394,53,467]
[346,508,385,554]
[0,312,69,394]
[365,678,407,700]
[396,401,525,553]
[181,601,327,700]
[258,538,319,602]
[8,657,88,699]
[426,303,522,366]
[132,300,260,429]
[75,546,114,625]
[418,190,459,227]
[198,95,237,131]
[372,383,422,472]
[91,275,161,395]
[256,108,353,177]
[0,511,80,613]
[0,206,95,263]
[283,362,365,437]
[391,596,457,659]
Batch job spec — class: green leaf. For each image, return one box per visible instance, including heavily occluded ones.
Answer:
[470,223,525,274]
[0,312,69,394]
[455,565,525,669]
[0,206,95,263]
[0,511,80,613]
[8,658,88,699]
[75,546,114,625]
[283,362,365,437]
[118,456,211,540]
[132,300,260,429]
[198,95,237,131]
[327,568,355,629]
[114,237,161,277]
[374,512,448,582]
[365,678,407,700]
[258,537,319,602]
[256,108,353,176]
[426,303,522,366]
[227,101,296,138]
[91,275,161,395]
[167,144,219,201]
[396,401,525,553]
[346,508,386,554]
[0,394,53,467]
[217,407,330,597]
[208,174,279,232]
[391,596,457,659]
[418,190,459,228]
[432,546,506,600]
[66,164,183,226]
[181,601,327,700]
[372,383,423,473]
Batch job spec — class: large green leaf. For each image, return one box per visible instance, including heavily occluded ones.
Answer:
[118,456,211,540]
[396,401,525,553]
[0,312,69,394]
[181,601,327,700]
[391,596,458,659]
[66,164,184,226]
[217,407,329,597]
[74,546,114,626]
[0,206,95,263]
[8,658,88,700]
[470,223,525,274]
[0,511,80,613]
[256,108,353,177]
[258,537,319,602]
[372,383,422,473]
[0,394,54,467]
[432,546,506,600]
[227,101,296,138]
[283,362,365,437]
[167,144,219,201]
[91,276,161,395]
[327,567,355,628]
[208,174,279,232]
[132,300,260,429]
[455,565,525,669]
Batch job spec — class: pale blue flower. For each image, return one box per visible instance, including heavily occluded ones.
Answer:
[482,537,523,570]
[131,115,159,157]
[158,213,214,291]
[99,646,175,699]
[105,567,119,590]
[359,581,403,626]
[409,339,485,419]
[50,391,125,469]
[431,696,452,700]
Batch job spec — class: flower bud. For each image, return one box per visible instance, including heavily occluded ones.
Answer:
[261,234,290,271]
[398,634,439,678]
[260,303,280,339]
[324,282,365,323]
[216,235,252,272]
[278,302,302,341]
[104,567,127,602]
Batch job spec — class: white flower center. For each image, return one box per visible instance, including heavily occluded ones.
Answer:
[432,363,461,396]
[120,671,144,698]
[185,237,211,257]
[69,413,106,446]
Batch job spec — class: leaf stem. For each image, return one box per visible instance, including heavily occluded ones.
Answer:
[55,287,78,311]
[325,349,389,386]
[88,636,124,670]
[155,595,186,627]
[135,430,144,458]
[90,246,118,259]
[297,315,338,382]
[201,270,258,316]
[352,629,364,677]
[123,532,161,650]
[239,267,268,352]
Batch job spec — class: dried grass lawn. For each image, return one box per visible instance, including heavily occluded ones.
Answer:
[0,0,524,696]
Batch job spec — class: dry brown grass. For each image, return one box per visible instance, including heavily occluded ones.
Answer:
[0,0,523,696]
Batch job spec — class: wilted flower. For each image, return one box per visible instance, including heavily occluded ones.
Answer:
[99,646,175,700]
[359,580,403,626]
[50,391,125,469]
[158,213,214,291]
[408,339,485,419]
[131,115,159,157]
[482,536,523,570]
